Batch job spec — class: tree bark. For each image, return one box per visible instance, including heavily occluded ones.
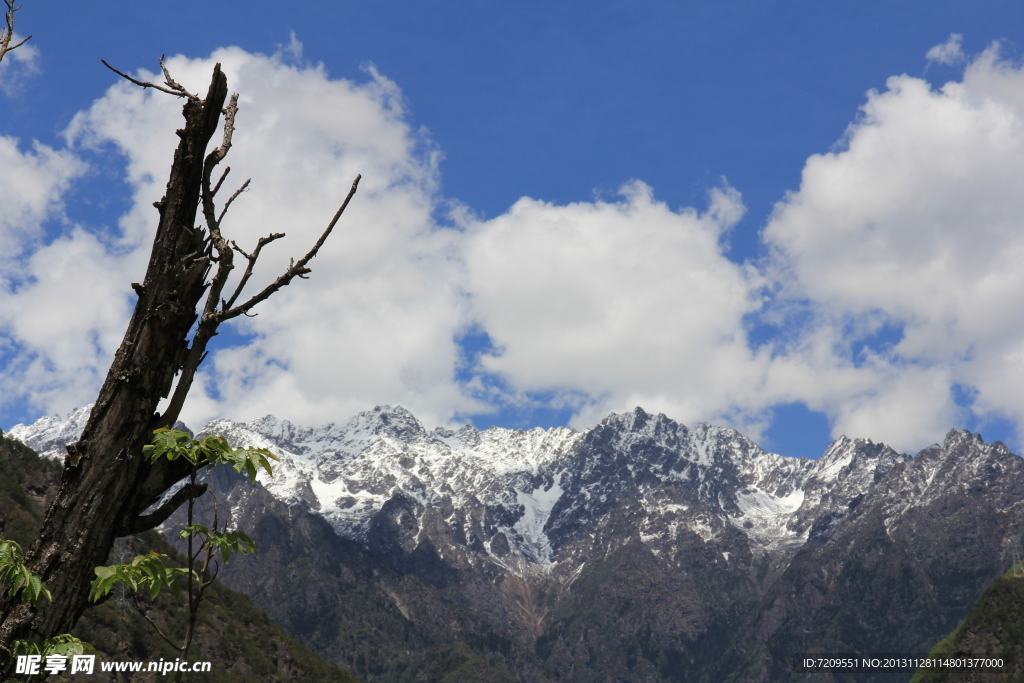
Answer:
[0,65,228,669]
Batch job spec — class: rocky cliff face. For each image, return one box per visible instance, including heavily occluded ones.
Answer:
[718,430,1024,682]
[11,406,1024,682]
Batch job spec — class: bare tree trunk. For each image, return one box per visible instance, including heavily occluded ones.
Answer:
[0,55,358,671]
[0,65,227,668]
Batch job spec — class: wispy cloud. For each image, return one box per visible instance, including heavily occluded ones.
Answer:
[926,34,966,66]
[0,34,40,97]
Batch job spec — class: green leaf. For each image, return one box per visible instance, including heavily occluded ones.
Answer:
[42,634,97,657]
[144,428,278,483]
[89,552,191,603]
[202,528,258,566]
[22,572,51,604]
[233,530,257,554]
[10,639,41,657]
[0,539,51,605]
[180,524,210,539]
[0,540,23,566]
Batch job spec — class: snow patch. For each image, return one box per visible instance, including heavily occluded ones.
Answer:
[512,474,565,563]
[729,487,806,551]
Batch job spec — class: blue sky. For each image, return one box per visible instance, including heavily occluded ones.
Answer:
[2,1,1024,459]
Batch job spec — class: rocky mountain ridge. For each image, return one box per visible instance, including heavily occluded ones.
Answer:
[8,405,912,569]
[10,405,1024,682]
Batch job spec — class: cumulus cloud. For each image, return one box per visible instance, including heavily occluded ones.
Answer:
[763,42,1024,450]
[0,135,82,261]
[0,229,136,413]
[6,38,1024,456]
[462,180,773,433]
[3,47,476,428]
[0,132,88,416]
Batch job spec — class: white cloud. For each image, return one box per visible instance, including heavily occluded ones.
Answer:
[763,43,1024,451]
[0,135,83,263]
[0,130,88,418]
[926,34,966,66]
[6,39,1024,456]
[0,34,40,96]
[277,31,304,62]
[462,180,773,434]
[3,47,477,429]
[0,229,137,414]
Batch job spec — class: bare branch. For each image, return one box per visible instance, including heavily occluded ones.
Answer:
[3,33,27,52]
[159,55,197,99]
[223,231,285,310]
[196,93,242,319]
[199,92,240,241]
[132,593,181,651]
[216,178,250,225]
[211,166,231,198]
[162,95,242,423]
[215,174,361,323]
[0,0,30,65]
[100,59,195,98]
[162,175,357,423]
[124,482,208,535]
[204,93,239,179]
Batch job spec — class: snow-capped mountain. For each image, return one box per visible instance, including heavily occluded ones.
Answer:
[9,404,908,569]
[9,405,1024,682]
[7,405,92,461]
[203,406,919,574]
[201,406,584,564]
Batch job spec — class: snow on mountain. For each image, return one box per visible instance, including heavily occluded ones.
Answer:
[11,404,1024,683]
[198,406,583,563]
[538,408,914,563]
[7,405,92,460]
[6,404,912,566]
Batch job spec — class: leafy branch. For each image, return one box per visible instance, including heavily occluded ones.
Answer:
[143,427,278,484]
[5,634,97,682]
[0,540,51,606]
[9,633,96,658]
[179,525,256,565]
[0,541,88,680]
[88,428,272,681]
[88,551,191,603]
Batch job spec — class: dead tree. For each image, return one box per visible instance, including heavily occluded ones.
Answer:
[0,60,359,670]
[0,0,32,64]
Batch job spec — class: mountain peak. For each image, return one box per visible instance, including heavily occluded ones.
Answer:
[602,406,677,433]
[345,405,426,440]
[943,428,984,449]
[7,404,94,459]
